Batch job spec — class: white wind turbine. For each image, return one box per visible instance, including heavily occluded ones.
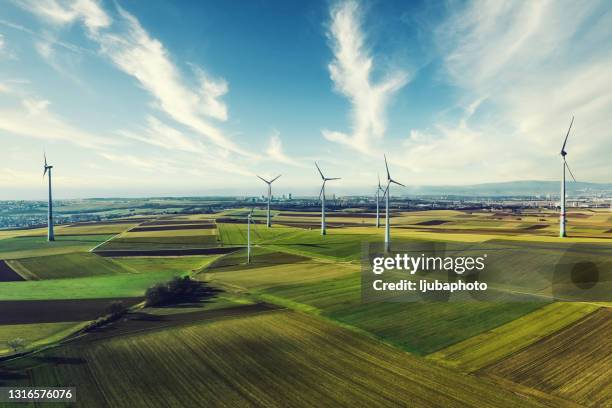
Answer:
[382,155,404,252]
[257,174,281,227]
[315,162,340,236]
[43,153,55,242]
[375,174,385,228]
[559,116,577,238]
[246,208,254,264]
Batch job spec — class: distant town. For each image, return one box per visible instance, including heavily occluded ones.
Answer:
[1,191,609,230]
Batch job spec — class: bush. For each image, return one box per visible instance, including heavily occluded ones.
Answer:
[145,276,214,307]
[7,338,27,353]
[106,300,128,317]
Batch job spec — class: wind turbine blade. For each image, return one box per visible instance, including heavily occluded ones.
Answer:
[384,154,391,180]
[326,177,341,181]
[378,173,381,188]
[319,182,325,200]
[565,159,577,182]
[44,152,47,167]
[43,166,47,178]
[561,116,574,153]
[256,175,270,184]
[390,178,405,187]
[270,174,281,183]
[382,185,389,199]
[315,162,325,180]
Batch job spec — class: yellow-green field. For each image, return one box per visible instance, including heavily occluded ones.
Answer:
[4,311,542,407]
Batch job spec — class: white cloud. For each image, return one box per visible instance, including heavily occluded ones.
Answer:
[265,130,306,167]
[0,89,113,149]
[16,0,110,32]
[16,0,250,157]
[117,115,204,154]
[398,0,612,184]
[323,1,409,154]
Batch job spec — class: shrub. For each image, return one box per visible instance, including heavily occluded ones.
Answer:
[7,338,27,353]
[145,276,214,307]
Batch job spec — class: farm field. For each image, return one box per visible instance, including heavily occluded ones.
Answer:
[427,302,601,372]
[0,235,114,259]
[1,310,542,407]
[0,271,180,300]
[0,322,81,354]
[7,253,134,280]
[207,259,546,354]
[0,208,609,407]
[482,307,612,407]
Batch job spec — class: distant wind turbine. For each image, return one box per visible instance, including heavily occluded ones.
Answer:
[246,208,254,264]
[559,116,577,238]
[43,153,55,242]
[257,174,281,227]
[382,155,404,252]
[315,162,340,236]
[375,174,385,228]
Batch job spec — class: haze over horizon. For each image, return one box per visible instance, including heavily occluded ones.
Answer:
[1,0,611,200]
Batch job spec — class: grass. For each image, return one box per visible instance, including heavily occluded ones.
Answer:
[97,234,219,251]
[0,322,82,354]
[427,302,600,372]
[209,259,546,355]
[482,307,612,407]
[0,235,115,259]
[112,256,217,275]
[2,311,541,407]
[7,253,134,280]
[0,271,183,301]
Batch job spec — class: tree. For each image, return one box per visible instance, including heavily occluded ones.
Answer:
[106,300,127,317]
[7,338,26,353]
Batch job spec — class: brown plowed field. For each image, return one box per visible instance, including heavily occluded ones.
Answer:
[140,220,214,226]
[94,247,239,257]
[0,298,143,324]
[481,307,612,407]
[129,224,216,232]
[0,260,25,282]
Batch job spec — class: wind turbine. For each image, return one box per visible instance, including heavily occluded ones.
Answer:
[257,174,281,227]
[315,162,340,235]
[382,155,404,252]
[375,174,385,228]
[246,208,254,264]
[43,153,55,242]
[559,116,577,238]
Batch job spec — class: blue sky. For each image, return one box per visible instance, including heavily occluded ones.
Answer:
[0,0,610,199]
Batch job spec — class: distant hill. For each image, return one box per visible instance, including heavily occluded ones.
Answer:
[403,181,612,196]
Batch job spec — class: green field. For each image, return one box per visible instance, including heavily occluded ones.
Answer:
[96,234,219,251]
[427,302,601,372]
[0,322,82,354]
[0,271,182,301]
[0,235,114,259]
[8,253,134,280]
[208,259,546,354]
[3,311,541,407]
[112,256,217,275]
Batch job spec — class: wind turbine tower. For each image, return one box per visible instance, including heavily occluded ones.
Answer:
[43,153,55,242]
[382,155,405,252]
[246,209,253,264]
[257,174,281,227]
[315,163,340,235]
[375,174,384,228]
[559,116,577,238]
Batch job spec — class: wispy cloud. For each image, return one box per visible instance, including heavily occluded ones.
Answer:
[117,115,204,154]
[16,0,251,157]
[399,0,612,183]
[0,86,113,149]
[323,1,409,154]
[265,130,306,167]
